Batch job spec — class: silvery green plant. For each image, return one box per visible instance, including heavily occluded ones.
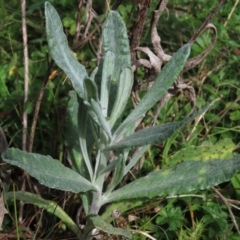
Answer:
[3,2,240,239]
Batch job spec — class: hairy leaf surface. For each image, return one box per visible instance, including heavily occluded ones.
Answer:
[2,148,96,193]
[106,104,212,150]
[102,157,240,204]
[45,2,87,98]
[90,215,132,239]
[102,11,131,116]
[114,44,191,138]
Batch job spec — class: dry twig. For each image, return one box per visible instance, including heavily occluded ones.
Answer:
[73,0,85,48]
[28,61,54,152]
[21,0,29,151]
[212,187,240,236]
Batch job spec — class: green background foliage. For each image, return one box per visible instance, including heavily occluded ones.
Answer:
[1,0,240,239]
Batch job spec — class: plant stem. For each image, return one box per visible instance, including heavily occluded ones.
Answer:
[89,191,102,215]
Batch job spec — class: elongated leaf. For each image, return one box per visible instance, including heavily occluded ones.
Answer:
[114,44,191,138]
[90,99,112,140]
[45,2,87,98]
[99,159,121,175]
[124,145,149,174]
[102,11,131,114]
[90,215,132,239]
[65,91,82,175]
[100,51,115,117]
[78,97,94,180]
[106,104,212,150]
[84,78,99,102]
[4,191,82,239]
[2,148,96,193]
[102,156,240,204]
[107,122,180,151]
[101,199,145,221]
[102,11,131,81]
[90,67,99,80]
[109,67,133,128]
[105,155,125,194]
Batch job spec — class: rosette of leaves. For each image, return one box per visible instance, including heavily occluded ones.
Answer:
[2,2,240,239]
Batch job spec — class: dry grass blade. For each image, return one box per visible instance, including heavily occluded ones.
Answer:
[0,181,8,230]
[0,128,8,154]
